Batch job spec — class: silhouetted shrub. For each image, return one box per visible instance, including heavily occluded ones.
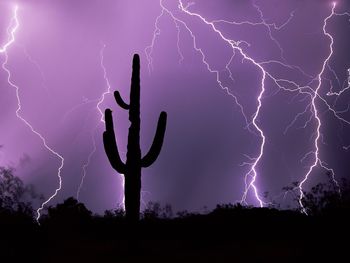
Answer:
[104,207,125,219]
[142,202,173,220]
[44,197,92,225]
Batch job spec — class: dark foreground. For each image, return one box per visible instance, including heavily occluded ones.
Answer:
[1,169,349,262]
[1,204,349,263]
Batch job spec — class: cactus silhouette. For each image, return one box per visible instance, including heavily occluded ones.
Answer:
[103,54,167,222]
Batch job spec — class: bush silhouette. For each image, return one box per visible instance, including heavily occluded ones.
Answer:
[45,197,92,224]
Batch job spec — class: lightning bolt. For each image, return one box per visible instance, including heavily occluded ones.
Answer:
[325,10,350,152]
[145,0,255,126]
[147,0,283,207]
[76,43,125,208]
[62,97,99,123]
[2,1,348,217]
[0,5,64,223]
[0,6,18,53]
[297,3,346,213]
[76,43,111,200]
[76,132,97,201]
[147,0,350,210]
[20,45,49,96]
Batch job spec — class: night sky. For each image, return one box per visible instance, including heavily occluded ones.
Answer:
[0,0,349,215]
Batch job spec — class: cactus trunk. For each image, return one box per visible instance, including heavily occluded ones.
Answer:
[124,170,141,221]
[103,54,167,222]
[125,55,141,222]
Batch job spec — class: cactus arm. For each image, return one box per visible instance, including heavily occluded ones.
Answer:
[141,111,167,168]
[114,91,130,110]
[103,109,126,174]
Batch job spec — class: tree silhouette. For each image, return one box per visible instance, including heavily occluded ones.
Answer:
[301,177,350,216]
[103,54,167,222]
[0,166,39,219]
[280,175,350,215]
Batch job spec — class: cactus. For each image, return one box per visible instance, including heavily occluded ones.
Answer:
[103,54,167,222]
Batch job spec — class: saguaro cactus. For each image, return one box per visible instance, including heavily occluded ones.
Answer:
[103,54,167,222]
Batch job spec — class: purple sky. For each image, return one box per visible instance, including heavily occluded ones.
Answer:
[0,0,349,214]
